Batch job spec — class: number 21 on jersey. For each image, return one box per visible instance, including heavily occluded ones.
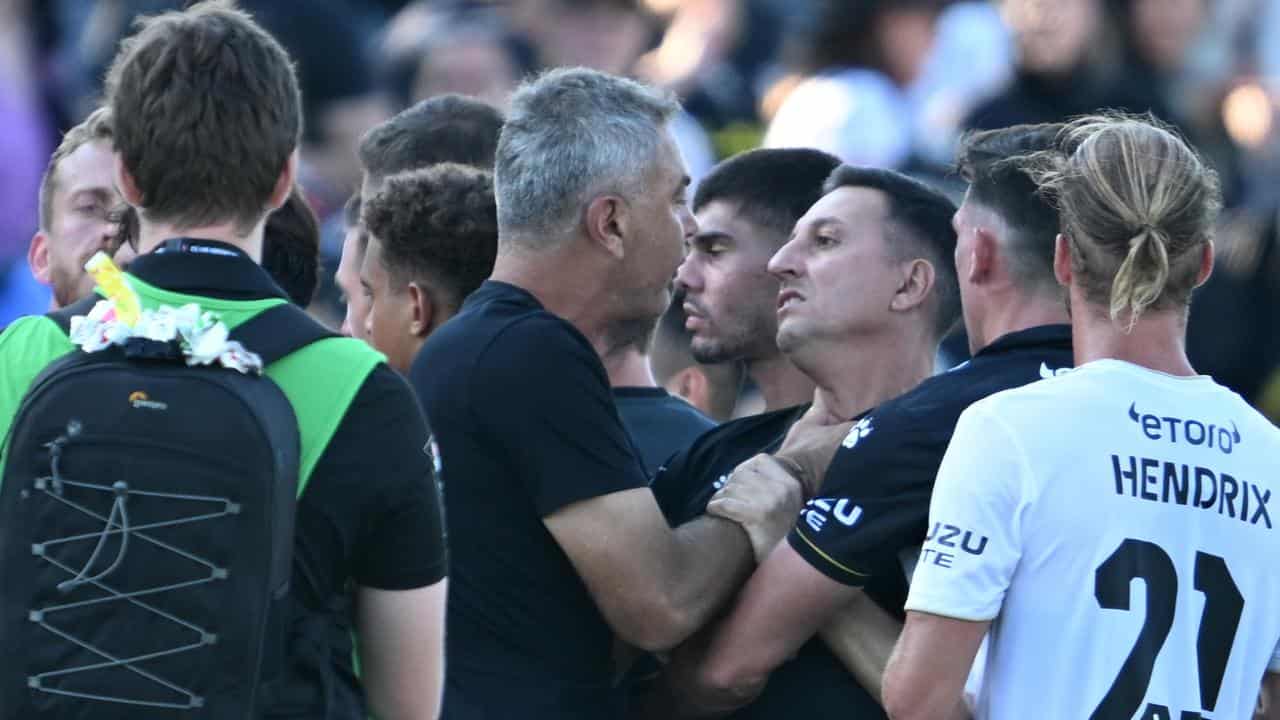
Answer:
[1091,538,1243,720]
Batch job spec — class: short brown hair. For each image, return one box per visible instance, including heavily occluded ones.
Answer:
[357,94,504,188]
[955,124,1062,294]
[39,107,114,232]
[1021,114,1222,330]
[105,0,301,234]
[362,164,498,310]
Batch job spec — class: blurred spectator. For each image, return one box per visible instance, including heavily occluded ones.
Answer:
[409,18,528,112]
[1106,0,1245,206]
[908,1,1014,168]
[764,0,942,169]
[513,0,653,77]
[965,0,1134,130]
[634,0,770,130]
[244,1,392,220]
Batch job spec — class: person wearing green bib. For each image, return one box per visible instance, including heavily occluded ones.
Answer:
[0,3,447,719]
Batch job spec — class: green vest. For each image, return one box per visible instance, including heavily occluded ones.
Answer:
[0,275,385,495]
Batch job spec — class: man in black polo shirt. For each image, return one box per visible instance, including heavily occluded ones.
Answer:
[652,147,840,527]
[412,68,800,719]
[0,5,448,718]
[678,124,1073,716]
[650,166,960,719]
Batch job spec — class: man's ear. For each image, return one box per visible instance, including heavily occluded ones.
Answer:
[114,154,145,207]
[267,152,298,212]
[667,366,711,416]
[28,232,51,285]
[1194,238,1214,289]
[407,282,437,338]
[969,227,998,285]
[584,195,628,260]
[889,258,936,314]
[1053,233,1073,287]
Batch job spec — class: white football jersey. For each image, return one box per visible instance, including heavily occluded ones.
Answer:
[906,359,1280,720]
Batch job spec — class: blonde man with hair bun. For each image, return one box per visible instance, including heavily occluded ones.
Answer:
[883,114,1280,720]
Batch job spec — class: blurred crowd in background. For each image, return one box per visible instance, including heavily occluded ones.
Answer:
[1,0,1278,419]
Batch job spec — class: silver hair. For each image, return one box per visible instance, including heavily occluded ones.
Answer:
[494,67,681,243]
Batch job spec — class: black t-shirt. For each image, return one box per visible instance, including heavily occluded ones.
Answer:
[411,281,649,720]
[614,387,716,478]
[651,404,808,526]
[123,244,447,715]
[789,325,1074,586]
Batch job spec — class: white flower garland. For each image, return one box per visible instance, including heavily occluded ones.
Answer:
[69,299,264,374]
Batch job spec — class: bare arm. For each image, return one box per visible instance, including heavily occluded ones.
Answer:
[544,487,757,652]
[818,591,903,704]
[356,581,448,720]
[672,541,858,715]
[882,610,988,720]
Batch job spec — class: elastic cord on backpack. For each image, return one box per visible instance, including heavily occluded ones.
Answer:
[49,437,132,594]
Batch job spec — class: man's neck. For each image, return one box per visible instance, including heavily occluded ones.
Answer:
[1071,304,1196,377]
[135,217,266,263]
[804,326,937,422]
[604,346,656,388]
[745,351,815,412]
[970,287,1070,353]
[490,243,616,354]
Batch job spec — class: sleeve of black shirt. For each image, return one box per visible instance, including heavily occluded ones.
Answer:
[337,365,448,590]
[473,315,649,517]
[787,412,936,587]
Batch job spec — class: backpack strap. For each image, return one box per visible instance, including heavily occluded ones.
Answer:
[229,303,337,367]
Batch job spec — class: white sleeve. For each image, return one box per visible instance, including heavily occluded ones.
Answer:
[904,402,1030,621]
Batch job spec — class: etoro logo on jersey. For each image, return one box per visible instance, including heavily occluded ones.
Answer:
[1128,402,1240,455]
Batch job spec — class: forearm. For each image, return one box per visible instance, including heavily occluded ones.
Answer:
[653,629,765,719]
[662,515,756,641]
[819,593,903,704]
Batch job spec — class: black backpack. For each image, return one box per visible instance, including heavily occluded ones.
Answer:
[0,299,333,719]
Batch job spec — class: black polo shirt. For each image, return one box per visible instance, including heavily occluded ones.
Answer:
[112,243,446,715]
[790,324,1074,585]
[651,404,809,527]
[614,387,716,478]
[411,281,650,720]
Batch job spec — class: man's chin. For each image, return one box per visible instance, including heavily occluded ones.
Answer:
[691,340,745,366]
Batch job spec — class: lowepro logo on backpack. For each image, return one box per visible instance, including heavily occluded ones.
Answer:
[127,390,168,411]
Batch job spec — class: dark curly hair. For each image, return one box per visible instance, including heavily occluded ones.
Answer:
[362,163,498,310]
